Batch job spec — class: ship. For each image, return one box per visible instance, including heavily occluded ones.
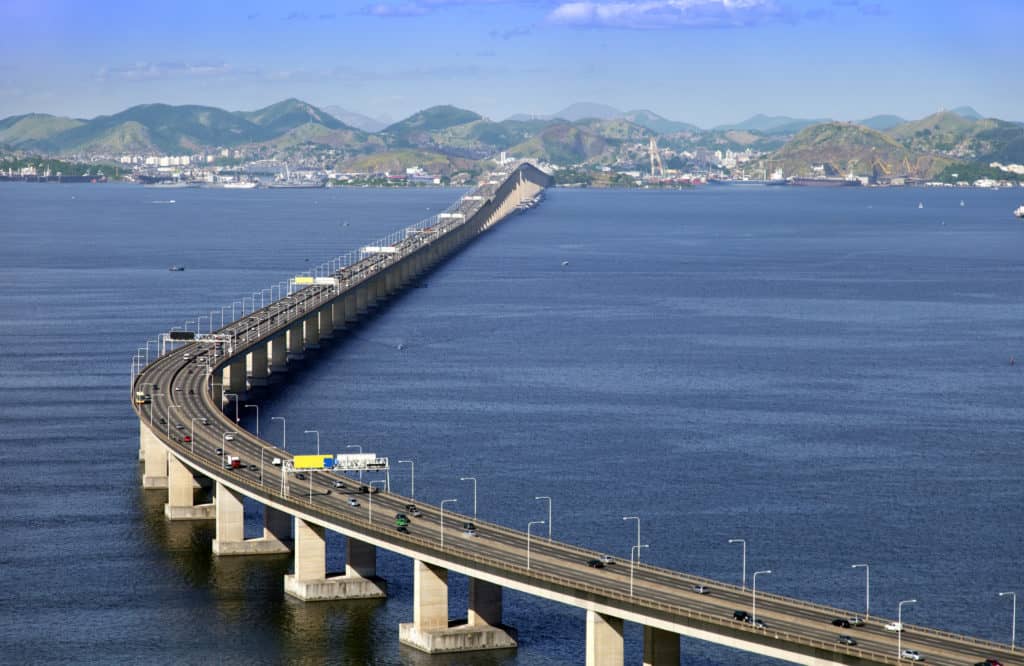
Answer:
[222,181,258,189]
[789,177,861,187]
[1014,205,1024,218]
[267,164,325,189]
[169,265,186,272]
[145,181,197,189]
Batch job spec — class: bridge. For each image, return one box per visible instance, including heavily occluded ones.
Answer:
[132,163,1016,665]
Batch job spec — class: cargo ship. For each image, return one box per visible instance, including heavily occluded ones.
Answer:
[789,177,861,187]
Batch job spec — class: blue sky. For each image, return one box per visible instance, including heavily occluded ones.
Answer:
[1,0,1021,127]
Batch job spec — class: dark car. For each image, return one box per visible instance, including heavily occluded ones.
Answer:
[749,618,767,629]
[837,635,857,646]
[733,610,751,622]
[296,473,306,480]
[832,618,851,628]
[586,559,606,569]
[396,525,409,533]
[357,485,368,494]
[215,447,223,455]
[463,522,476,531]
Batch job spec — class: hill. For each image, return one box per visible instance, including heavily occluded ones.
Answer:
[382,105,483,146]
[772,122,950,179]
[236,98,350,135]
[621,109,699,134]
[324,106,391,133]
[886,111,1024,162]
[716,114,826,134]
[508,122,611,164]
[0,113,85,148]
[857,115,906,131]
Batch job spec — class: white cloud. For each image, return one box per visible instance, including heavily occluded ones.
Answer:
[548,0,786,29]
[96,61,242,82]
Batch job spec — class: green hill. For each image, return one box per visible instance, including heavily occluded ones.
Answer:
[887,111,1024,161]
[0,113,85,148]
[772,122,950,178]
[622,109,699,134]
[509,123,611,164]
[382,105,483,147]
[236,98,350,135]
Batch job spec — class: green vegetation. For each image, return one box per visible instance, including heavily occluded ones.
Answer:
[0,156,122,178]
[933,162,1023,183]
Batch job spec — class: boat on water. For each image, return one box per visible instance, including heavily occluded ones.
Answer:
[169,265,185,272]
[789,177,860,187]
[222,181,258,189]
[918,202,924,209]
[1014,205,1024,218]
[145,181,197,189]
[268,164,325,189]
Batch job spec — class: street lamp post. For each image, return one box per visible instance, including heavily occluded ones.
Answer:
[244,404,259,437]
[440,499,457,549]
[1000,591,1017,651]
[535,496,552,541]
[752,570,772,626]
[368,480,386,523]
[527,520,546,570]
[460,476,477,520]
[729,538,747,591]
[271,416,286,449]
[165,403,179,436]
[398,459,414,498]
[852,563,870,619]
[304,429,320,455]
[898,599,916,659]
[346,444,362,479]
[623,516,640,561]
[224,392,240,422]
[630,544,650,596]
[189,417,199,454]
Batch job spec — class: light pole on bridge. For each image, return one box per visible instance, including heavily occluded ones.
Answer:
[244,404,259,437]
[535,496,552,542]
[851,563,870,619]
[398,459,414,499]
[630,544,649,596]
[304,429,320,455]
[460,476,477,520]
[729,538,747,591]
[898,599,916,660]
[623,516,640,562]
[271,416,286,450]
[440,499,457,550]
[224,392,240,423]
[527,520,545,570]
[999,591,1016,651]
[752,570,772,627]
[368,480,386,523]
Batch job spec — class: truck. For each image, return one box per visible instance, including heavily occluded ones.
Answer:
[133,390,151,405]
[224,456,241,469]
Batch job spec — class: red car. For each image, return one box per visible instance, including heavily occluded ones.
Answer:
[183,435,192,443]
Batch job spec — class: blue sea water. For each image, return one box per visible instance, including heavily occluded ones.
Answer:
[0,183,1022,665]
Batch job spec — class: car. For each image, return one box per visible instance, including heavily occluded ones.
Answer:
[357,485,368,494]
[408,507,422,517]
[692,585,710,595]
[395,513,409,527]
[901,649,924,661]
[159,417,167,424]
[847,616,865,627]
[599,555,614,565]
[224,433,235,441]
[368,485,380,494]
[333,480,345,488]
[201,418,210,426]
[183,435,192,443]
[463,522,476,531]
[396,525,409,533]
[272,457,282,466]
[188,389,194,395]
[837,635,857,646]
[215,447,223,455]
[586,559,605,569]
[174,386,182,392]
[733,610,751,622]
[296,473,306,480]
[748,618,767,629]
[248,464,257,471]
[175,424,185,430]
[832,618,851,628]
[885,622,904,632]
[347,498,359,507]
[463,528,478,537]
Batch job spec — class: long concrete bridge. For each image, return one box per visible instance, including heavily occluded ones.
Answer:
[132,163,1016,665]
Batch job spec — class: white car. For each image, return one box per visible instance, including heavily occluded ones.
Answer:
[271,457,282,466]
[901,649,924,661]
[224,433,235,441]
[885,622,903,632]
[347,498,359,507]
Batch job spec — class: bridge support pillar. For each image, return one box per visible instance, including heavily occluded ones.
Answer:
[269,336,287,374]
[318,306,334,339]
[643,626,680,666]
[304,315,320,349]
[356,285,368,314]
[586,610,624,666]
[141,422,168,488]
[164,454,214,520]
[331,299,346,331]
[284,520,386,601]
[212,482,291,556]
[400,564,516,654]
[247,345,269,387]
[344,293,358,324]
[286,323,305,360]
[225,358,246,394]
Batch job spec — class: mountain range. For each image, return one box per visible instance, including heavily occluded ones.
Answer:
[2,99,1021,179]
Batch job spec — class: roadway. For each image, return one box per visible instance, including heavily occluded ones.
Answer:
[133,166,1016,666]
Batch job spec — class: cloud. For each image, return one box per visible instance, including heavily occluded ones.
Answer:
[96,61,246,82]
[547,0,788,29]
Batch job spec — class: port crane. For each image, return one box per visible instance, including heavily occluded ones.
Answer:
[649,137,665,178]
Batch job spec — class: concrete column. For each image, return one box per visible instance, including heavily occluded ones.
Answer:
[356,285,368,314]
[287,322,304,359]
[643,626,680,666]
[284,518,386,601]
[468,578,503,627]
[226,358,246,393]
[344,293,357,323]
[413,561,449,630]
[586,610,624,666]
[331,299,346,329]
[263,505,293,548]
[141,422,168,488]
[319,306,334,339]
[212,482,290,556]
[304,315,320,349]
[269,336,287,374]
[247,344,268,387]
[346,537,377,578]
[385,268,396,295]
[164,454,214,520]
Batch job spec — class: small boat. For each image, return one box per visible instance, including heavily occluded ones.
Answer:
[918,202,924,209]
[561,260,570,267]
[169,265,186,272]
[960,200,965,207]
[1014,205,1024,218]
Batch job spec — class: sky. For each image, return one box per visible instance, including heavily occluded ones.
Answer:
[1,0,1021,127]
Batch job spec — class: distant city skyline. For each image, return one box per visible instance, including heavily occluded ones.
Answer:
[1,0,1021,126]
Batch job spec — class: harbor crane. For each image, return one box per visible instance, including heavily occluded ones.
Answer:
[649,137,665,178]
